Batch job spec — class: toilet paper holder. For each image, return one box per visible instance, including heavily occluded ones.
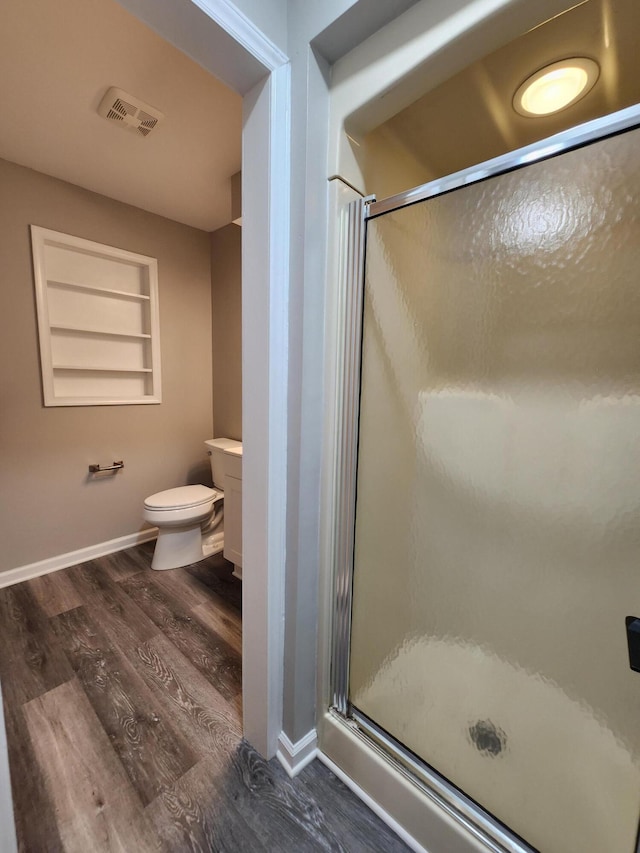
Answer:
[88,460,124,474]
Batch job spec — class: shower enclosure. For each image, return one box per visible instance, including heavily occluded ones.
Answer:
[331,104,640,852]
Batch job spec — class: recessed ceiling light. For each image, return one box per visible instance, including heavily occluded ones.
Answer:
[513,58,599,117]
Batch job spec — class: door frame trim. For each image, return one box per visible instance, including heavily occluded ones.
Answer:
[117,0,290,758]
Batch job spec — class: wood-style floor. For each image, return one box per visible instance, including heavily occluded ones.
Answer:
[0,544,409,852]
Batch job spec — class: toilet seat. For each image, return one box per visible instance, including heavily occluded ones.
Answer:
[143,484,223,531]
[144,484,221,512]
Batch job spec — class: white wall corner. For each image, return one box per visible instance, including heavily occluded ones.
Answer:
[240,60,291,759]
[276,729,318,777]
[189,0,288,71]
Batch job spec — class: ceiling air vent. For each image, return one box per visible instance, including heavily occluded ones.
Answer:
[97,87,164,137]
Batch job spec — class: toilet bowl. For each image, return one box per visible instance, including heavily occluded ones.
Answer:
[143,484,223,571]
[143,437,242,571]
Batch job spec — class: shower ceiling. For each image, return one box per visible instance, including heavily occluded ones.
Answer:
[372,0,640,184]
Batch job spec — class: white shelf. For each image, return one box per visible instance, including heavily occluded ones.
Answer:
[31,226,162,406]
[52,365,153,373]
[50,323,151,340]
[47,279,150,301]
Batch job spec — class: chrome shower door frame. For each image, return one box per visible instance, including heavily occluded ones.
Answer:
[329,101,640,853]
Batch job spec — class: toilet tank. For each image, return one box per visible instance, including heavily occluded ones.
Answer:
[204,438,242,487]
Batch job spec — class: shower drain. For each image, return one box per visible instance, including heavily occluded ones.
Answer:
[469,719,507,756]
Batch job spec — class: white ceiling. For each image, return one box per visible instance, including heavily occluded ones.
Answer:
[0,0,242,232]
[6,0,636,233]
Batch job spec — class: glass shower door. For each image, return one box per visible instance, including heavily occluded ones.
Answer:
[348,124,640,853]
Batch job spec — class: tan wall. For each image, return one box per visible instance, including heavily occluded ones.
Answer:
[211,224,242,440]
[0,158,214,573]
[359,122,432,200]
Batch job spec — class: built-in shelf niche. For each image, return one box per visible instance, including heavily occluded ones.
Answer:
[31,226,161,406]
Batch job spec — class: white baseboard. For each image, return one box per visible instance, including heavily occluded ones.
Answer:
[276,729,318,778]
[0,528,158,589]
[317,750,428,853]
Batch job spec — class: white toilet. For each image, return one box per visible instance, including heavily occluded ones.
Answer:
[143,438,242,571]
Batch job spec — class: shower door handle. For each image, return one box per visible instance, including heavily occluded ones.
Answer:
[625,617,640,672]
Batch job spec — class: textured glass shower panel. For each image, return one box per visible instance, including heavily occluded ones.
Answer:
[349,128,640,853]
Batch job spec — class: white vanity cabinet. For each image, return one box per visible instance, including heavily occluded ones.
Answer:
[223,446,243,579]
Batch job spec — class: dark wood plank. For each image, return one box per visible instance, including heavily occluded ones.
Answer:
[23,679,160,853]
[148,740,352,853]
[298,759,411,852]
[120,574,242,704]
[132,632,408,852]
[185,555,242,613]
[1,694,64,853]
[67,560,158,647]
[192,600,242,656]
[145,565,212,611]
[0,544,411,853]
[128,634,242,762]
[138,539,156,561]
[96,548,149,581]
[52,607,198,807]
[27,570,84,616]
[208,741,355,853]
[147,756,264,853]
[0,585,72,851]
[0,585,73,705]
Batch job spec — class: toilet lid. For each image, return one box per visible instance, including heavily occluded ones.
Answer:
[144,484,219,511]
